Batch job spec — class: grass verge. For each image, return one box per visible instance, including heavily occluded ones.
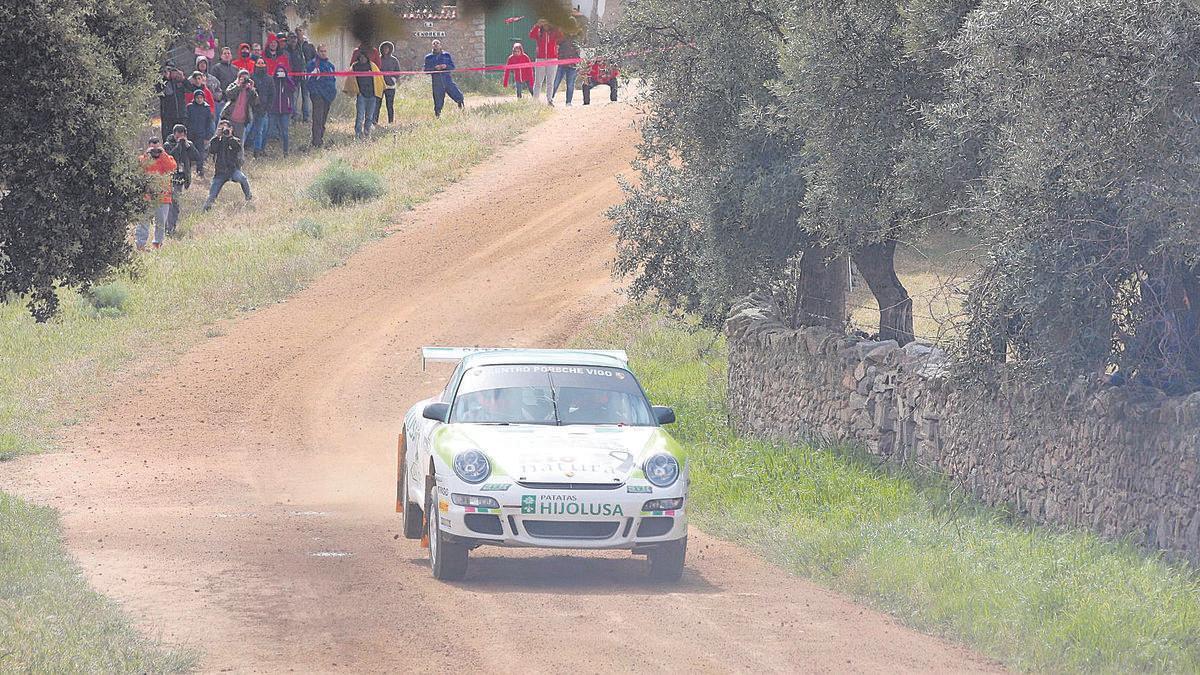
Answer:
[582,306,1200,673]
[0,84,547,669]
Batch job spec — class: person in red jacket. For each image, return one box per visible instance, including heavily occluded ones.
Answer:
[502,42,535,99]
[529,19,561,103]
[185,71,216,112]
[232,42,255,73]
[583,60,620,105]
[263,33,290,75]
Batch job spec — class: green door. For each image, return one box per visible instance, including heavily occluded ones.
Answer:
[485,0,538,76]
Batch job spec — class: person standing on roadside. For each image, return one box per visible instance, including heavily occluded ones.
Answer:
[185,91,215,175]
[222,69,258,143]
[344,50,384,139]
[551,21,582,107]
[157,64,187,139]
[264,34,289,74]
[203,120,254,211]
[233,43,255,73]
[138,138,177,250]
[164,124,200,236]
[377,41,401,125]
[196,56,223,117]
[211,47,239,120]
[424,39,464,118]
[267,64,297,156]
[294,28,318,123]
[185,70,215,110]
[503,42,535,99]
[306,44,337,148]
[529,19,561,103]
[249,57,275,158]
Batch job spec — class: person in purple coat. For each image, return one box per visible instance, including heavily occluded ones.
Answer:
[266,64,297,156]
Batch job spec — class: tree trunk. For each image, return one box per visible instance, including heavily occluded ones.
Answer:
[793,243,848,330]
[853,239,915,345]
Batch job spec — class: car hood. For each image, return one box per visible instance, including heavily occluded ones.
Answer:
[435,424,682,485]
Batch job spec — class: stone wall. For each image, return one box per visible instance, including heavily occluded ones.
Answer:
[726,293,1200,564]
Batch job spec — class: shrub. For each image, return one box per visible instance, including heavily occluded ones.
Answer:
[84,282,128,313]
[455,71,506,96]
[307,162,384,207]
[293,218,325,239]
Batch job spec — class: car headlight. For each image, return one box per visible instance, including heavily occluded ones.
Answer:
[643,497,684,511]
[643,454,680,488]
[453,450,491,484]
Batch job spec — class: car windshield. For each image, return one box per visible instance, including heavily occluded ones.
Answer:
[450,364,655,426]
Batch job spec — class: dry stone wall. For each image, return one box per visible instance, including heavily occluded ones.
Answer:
[726,293,1200,564]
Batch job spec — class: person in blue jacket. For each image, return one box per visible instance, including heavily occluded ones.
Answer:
[305,44,338,148]
[423,39,465,117]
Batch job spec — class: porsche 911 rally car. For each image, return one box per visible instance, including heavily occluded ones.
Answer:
[396,348,688,582]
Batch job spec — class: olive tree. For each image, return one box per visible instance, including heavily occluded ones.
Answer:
[939,0,1200,391]
[0,0,161,321]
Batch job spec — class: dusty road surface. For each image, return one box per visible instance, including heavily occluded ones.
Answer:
[2,101,1000,673]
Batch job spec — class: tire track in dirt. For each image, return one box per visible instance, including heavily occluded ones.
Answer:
[1,101,1001,673]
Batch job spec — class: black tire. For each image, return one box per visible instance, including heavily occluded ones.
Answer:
[648,536,687,582]
[428,484,468,581]
[399,437,423,540]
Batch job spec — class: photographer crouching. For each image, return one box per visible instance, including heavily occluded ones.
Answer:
[202,119,254,211]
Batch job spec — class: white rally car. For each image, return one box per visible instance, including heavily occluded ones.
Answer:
[397,348,688,582]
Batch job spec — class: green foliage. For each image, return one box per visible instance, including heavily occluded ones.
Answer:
[606,0,808,326]
[307,161,385,206]
[583,308,1200,672]
[293,218,326,239]
[454,71,507,96]
[0,0,161,322]
[84,282,130,314]
[940,0,1200,390]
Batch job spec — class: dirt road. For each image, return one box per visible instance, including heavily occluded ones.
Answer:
[2,102,998,673]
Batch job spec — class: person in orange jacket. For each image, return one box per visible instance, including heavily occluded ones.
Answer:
[503,42,535,99]
[137,138,178,250]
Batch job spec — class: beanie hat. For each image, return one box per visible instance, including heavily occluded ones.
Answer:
[173,123,187,133]
[193,89,207,101]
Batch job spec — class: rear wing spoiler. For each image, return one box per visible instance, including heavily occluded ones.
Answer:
[420,347,629,370]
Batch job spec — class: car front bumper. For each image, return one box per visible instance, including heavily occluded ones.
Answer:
[434,479,689,550]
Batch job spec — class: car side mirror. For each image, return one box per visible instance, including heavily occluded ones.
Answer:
[423,402,450,422]
[652,406,676,425]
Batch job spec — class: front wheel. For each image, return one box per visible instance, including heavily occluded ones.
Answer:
[428,484,468,581]
[648,536,687,582]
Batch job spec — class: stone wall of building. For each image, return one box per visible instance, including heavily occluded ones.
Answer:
[726,293,1200,564]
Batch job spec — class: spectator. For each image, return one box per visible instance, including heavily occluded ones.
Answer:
[343,50,383,139]
[185,70,216,111]
[551,23,582,107]
[222,69,258,143]
[352,43,382,68]
[502,42,534,99]
[267,64,297,156]
[194,25,216,62]
[164,124,200,236]
[137,138,177,251]
[306,43,337,148]
[211,47,239,119]
[156,64,187,140]
[529,19,561,103]
[185,89,216,175]
[202,120,254,211]
[377,41,401,125]
[249,57,275,158]
[251,42,264,60]
[582,60,620,105]
[196,56,223,115]
[424,39,464,118]
[295,27,318,122]
[233,43,255,73]
[264,34,290,75]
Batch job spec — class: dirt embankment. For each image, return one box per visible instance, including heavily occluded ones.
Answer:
[1,101,999,673]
